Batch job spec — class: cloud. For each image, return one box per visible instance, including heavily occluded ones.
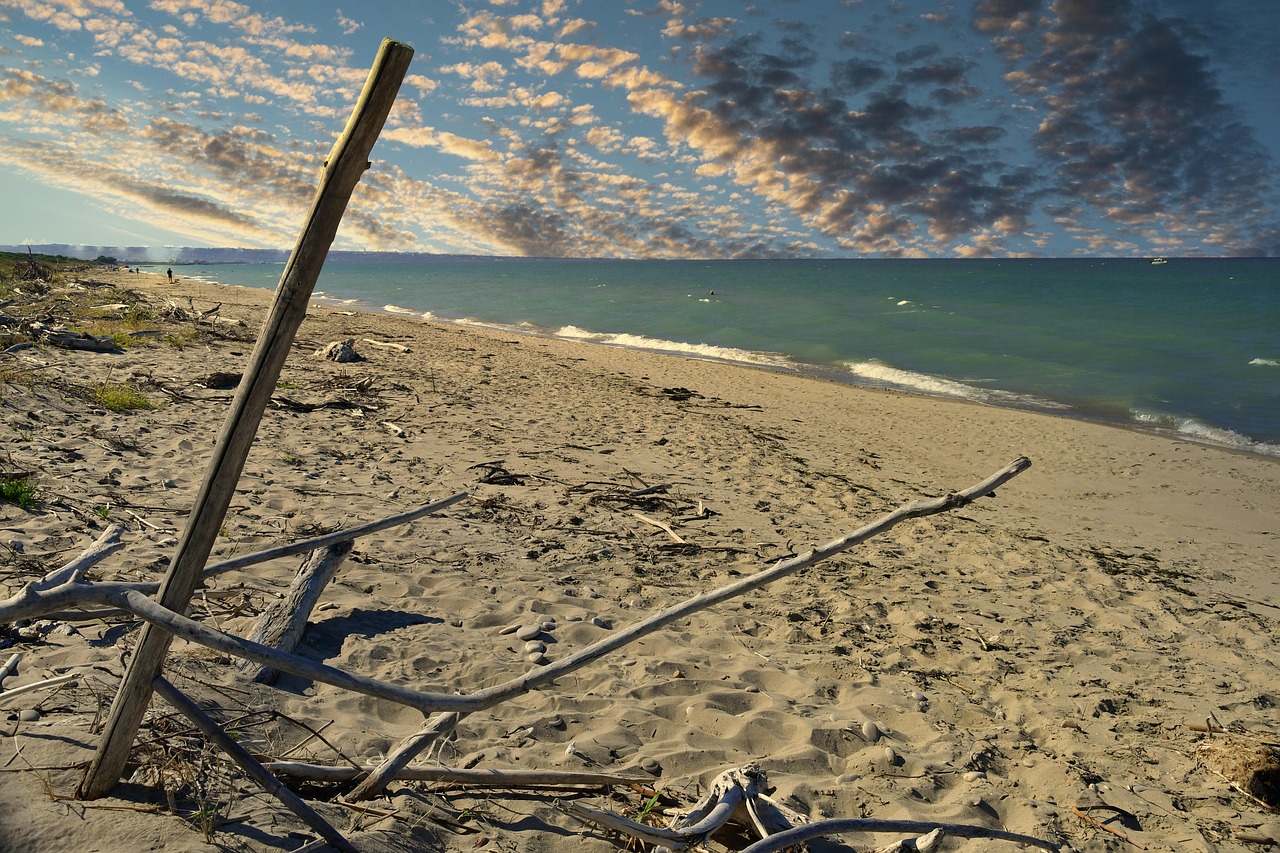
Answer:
[334,9,361,36]
[981,0,1279,254]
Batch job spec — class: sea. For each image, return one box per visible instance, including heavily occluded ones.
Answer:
[139,257,1279,457]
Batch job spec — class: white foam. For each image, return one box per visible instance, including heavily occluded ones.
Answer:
[382,304,420,316]
[1131,410,1280,457]
[554,325,793,368]
[1248,358,1278,367]
[838,360,1071,410]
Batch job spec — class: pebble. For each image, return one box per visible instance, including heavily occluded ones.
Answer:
[882,746,898,764]
[591,616,610,629]
[515,624,543,641]
[498,624,519,636]
[640,757,662,774]
[527,652,548,665]
[524,640,547,654]
[964,770,987,782]
[18,709,40,723]
[910,690,927,702]
[861,720,882,743]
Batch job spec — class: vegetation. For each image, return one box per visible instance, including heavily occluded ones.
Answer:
[91,380,159,412]
[0,474,38,509]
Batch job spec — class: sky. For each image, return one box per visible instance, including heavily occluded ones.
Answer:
[1,0,1277,259]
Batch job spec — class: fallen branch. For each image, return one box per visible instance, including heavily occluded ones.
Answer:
[346,458,1034,800]
[565,764,798,850]
[4,460,1031,807]
[0,672,80,704]
[361,337,410,353]
[267,760,650,789]
[632,512,686,543]
[735,818,1061,852]
[152,676,357,853]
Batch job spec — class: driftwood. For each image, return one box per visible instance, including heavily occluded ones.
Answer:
[361,337,410,353]
[79,36,416,801]
[737,818,1062,853]
[565,763,805,850]
[20,321,121,353]
[152,676,357,853]
[2,452,1042,847]
[239,540,354,684]
[346,457,1030,801]
[569,763,1058,853]
[0,494,468,625]
[6,461,1032,780]
[0,672,80,704]
[267,760,649,789]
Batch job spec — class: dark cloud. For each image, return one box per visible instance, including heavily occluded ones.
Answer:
[830,58,887,92]
[897,57,974,86]
[987,0,1278,253]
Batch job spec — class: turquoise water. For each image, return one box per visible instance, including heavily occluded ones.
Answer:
[146,257,1280,456]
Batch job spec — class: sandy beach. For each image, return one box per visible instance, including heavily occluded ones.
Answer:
[2,267,1277,852]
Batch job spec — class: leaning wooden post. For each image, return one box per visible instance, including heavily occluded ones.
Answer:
[79,37,415,799]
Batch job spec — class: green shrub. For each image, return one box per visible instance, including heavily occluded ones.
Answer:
[0,475,38,509]
[92,381,158,412]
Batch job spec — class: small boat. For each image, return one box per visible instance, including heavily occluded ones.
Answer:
[1150,257,1168,265]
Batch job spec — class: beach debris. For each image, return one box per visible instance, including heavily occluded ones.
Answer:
[161,297,222,324]
[1,457,1033,825]
[361,336,411,353]
[1197,734,1280,811]
[1070,804,1146,849]
[632,511,686,543]
[565,763,805,850]
[316,337,362,362]
[238,540,354,684]
[0,670,80,704]
[469,460,526,485]
[19,321,122,353]
[199,371,242,390]
[736,819,1060,853]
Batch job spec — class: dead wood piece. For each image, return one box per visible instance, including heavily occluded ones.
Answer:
[0,653,19,683]
[40,327,122,353]
[267,760,649,789]
[361,337,410,353]
[272,393,363,412]
[316,338,361,362]
[566,764,795,850]
[239,541,354,684]
[0,672,80,704]
[151,676,357,853]
[341,457,1034,801]
[632,512,685,543]
[737,818,1061,853]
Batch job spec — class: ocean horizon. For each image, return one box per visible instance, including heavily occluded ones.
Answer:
[131,255,1279,458]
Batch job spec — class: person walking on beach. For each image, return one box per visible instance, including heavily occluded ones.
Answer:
[167,268,173,283]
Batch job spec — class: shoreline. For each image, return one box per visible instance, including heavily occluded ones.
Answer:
[2,267,1278,852]
[146,265,1280,460]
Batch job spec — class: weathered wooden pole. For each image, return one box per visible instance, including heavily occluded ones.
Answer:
[79,37,415,799]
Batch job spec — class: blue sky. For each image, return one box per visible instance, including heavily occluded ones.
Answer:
[1,0,1277,258]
